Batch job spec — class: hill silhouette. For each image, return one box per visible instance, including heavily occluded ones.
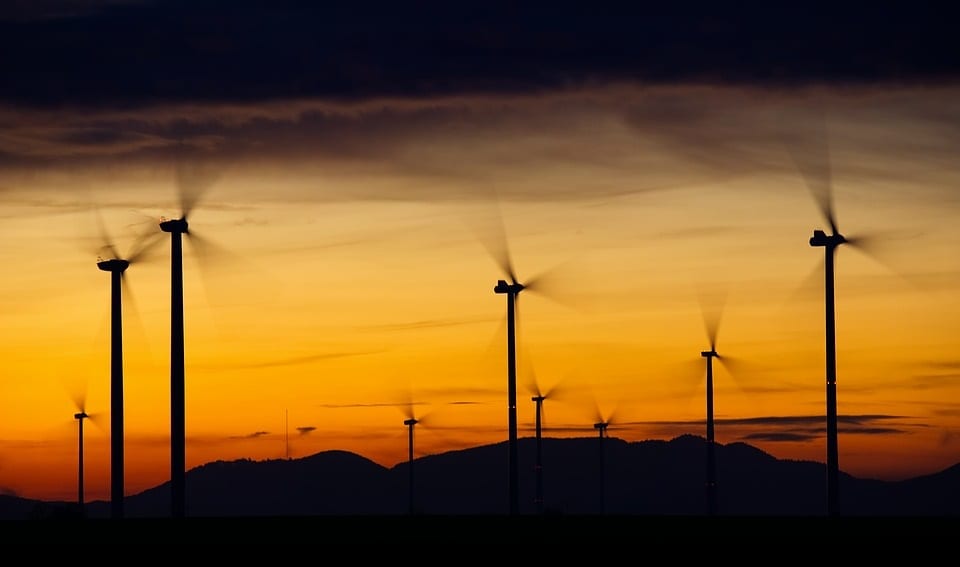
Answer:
[5,435,958,520]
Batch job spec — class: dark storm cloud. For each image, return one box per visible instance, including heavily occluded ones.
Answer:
[1,1,956,108]
[0,0,148,22]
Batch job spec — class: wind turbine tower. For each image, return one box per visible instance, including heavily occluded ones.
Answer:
[494,278,524,515]
[97,257,128,519]
[159,215,188,518]
[594,420,609,515]
[532,393,546,514]
[810,227,845,516]
[701,346,719,516]
[404,417,419,515]
[74,410,89,518]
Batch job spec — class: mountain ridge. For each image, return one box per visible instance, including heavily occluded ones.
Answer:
[5,434,958,519]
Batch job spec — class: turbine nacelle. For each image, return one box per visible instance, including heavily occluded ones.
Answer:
[160,217,189,234]
[593,422,609,432]
[97,258,130,273]
[531,395,546,403]
[701,349,719,359]
[403,418,418,427]
[494,279,524,294]
[809,229,846,248]
[74,411,88,420]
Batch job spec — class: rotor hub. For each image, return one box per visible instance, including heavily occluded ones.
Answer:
[809,229,846,247]
[97,258,130,273]
[494,279,525,294]
[160,217,189,234]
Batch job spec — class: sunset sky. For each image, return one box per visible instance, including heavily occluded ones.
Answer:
[1,1,958,503]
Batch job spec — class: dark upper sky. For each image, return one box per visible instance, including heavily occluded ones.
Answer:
[1,0,957,108]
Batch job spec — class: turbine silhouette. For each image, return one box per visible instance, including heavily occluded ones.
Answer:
[699,288,726,517]
[591,405,617,516]
[403,414,419,516]
[67,378,104,520]
[488,230,559,514]
[73,408,89,519]
[395,392,450,515]
[400,397,431,516]
[523,360,568,516]
[159,149,224,518]
[784,106,880,516]
[94,207,161,519]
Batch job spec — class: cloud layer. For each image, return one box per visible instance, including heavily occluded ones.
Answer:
[1,1,957,108]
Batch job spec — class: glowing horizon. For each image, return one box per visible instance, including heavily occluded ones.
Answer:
[2,83,959,503]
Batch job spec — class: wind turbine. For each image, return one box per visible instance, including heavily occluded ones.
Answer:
[403,415,419,515]
[159,150,223,518]
[493,261,565,515]
[589,400,621,516]
[474,190,574,515]
[784,109,868,517]
[593,412,613,516]
[524,362,567,515]
[531,392,547,515]
[493,271,524,516]
[398,394,427,516]
[95,207,162,519]
[698,287,727,517]
[73,409,89,519]
[67,376,103,520]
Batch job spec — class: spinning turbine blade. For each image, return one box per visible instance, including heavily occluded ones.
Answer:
[174,147,224,221]
[782,105,838,234]
[698,284,727,351]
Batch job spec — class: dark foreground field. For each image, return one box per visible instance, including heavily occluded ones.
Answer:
[1,515,955,545]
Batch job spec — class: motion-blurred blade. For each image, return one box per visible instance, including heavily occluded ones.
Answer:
[845,229,927,289]
[698,284,727,351]
[467,187,517,283]
[522,258,585,311]
[93,205,120,260]
[120,272,152,362]
[400,387,417,422]
[520,346,540,398]
[87,411,108,432]
[787,258,825,306]
[593,403,604,426]
[174,148,224,220]
[781,105,839,235]
[126,228,165,265]
[70,383,87,414]
[183,230,238,325]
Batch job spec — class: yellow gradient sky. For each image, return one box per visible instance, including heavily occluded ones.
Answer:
[1,83,958,502]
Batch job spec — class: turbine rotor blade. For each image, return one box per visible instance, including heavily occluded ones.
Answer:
[120,272,151,362]
[698,284,727,351]
[93,205,120,260]
[174,146,224,220]
[466,187,517,283]
[87,411,108,432]
[126,228,165,265]
[71,385,86,414]
[522,258,585,311]
[781,104,839,234]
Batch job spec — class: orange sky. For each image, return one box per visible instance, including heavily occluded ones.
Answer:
[1,83,959,502]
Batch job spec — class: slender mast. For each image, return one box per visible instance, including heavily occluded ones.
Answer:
[506,289,518,515]
[702,348,717,516]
